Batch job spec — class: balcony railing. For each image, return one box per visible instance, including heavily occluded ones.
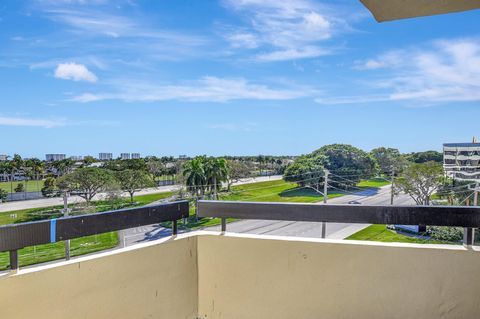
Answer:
[0,200,189,271]
[2,201,480,318]
[198,200,480,245]
[2,200,479,271]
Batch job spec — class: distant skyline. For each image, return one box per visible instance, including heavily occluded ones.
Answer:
[0,1,479,157]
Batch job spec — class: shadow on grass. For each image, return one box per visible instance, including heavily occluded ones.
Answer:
[278,187,346,198]
[278,187,322,198]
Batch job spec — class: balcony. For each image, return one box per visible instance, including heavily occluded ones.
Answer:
[1,201,480,318]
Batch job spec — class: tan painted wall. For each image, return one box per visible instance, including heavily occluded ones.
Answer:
[197,233,480,319]
[0,236,198,319]
[2,232,480,319]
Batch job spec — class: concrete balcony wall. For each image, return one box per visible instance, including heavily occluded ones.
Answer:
[197,233,480,319]
[1,232,480,319]
[0,236,198,319]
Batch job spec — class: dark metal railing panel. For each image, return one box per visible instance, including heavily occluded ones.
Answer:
[198,201,480,228]
[0,201,189,253]
[56,201,189,241]
[0,221,51,252]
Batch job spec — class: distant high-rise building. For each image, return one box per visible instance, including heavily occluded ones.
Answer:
[120,153,131,160]
[46,154,66,162]
[99,153,113,161]
[444,140,480,181]
[131,153,141,159]
[179,155,187,159]
[70,156,84,161]
[0,154,8,161]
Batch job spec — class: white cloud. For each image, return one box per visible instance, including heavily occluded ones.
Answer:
[227,33,259,49]
[0,116,65,128]
[257,46,330,62]
[222,0,350,61]
[322,38,480,105]
[71,76,315,103]
[54,62,98,82]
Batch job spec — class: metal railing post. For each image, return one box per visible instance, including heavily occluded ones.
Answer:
[9,250,18,272]
[172,220,178,236]
[221,218,226,232]
[464,228,474,246]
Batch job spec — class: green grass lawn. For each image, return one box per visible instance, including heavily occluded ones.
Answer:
[346,224,446,244]
[0,180,45,192]
[132,192,174,205]
[220,179,344,203]
[0,232,118,271]
[357,178,390,188]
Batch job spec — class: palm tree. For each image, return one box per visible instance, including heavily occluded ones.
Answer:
[53,158,75,176]
[24,158,44,194]
[183,157,207,199]
[0,160,10,183]
[205,157,229,200]
[31,158,45,191]
[9,154,23,194]
[183,157,207,220]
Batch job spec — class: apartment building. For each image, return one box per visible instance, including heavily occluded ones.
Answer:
[99,153,113,161]
[45,154,66,162]
[70,155,84,161]
[443,142,480,181]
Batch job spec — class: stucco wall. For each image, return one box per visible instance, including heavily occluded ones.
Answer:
[0,235,198,319]
[2,232,480,319]
[197,233,480,319]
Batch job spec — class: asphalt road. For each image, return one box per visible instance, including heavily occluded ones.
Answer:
[121,184,415,247]
[202,184,415,239]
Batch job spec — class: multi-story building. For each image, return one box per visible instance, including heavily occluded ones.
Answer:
[443,141,480,181]
[120,153,131,160]
[0,154,8,161]
[131,153,141,159]
[45,154,66,162]
[99,153,113,161]
[70,156,84,161]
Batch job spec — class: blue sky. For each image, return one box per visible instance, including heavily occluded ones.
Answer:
[0,0,479,158]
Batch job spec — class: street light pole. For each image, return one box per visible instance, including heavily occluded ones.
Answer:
[464,182,478,246]
[390,167,395,205]
[63,192,70,260]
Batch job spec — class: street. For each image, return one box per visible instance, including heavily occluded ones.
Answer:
[202,184,415,239]
[121,184,415,247]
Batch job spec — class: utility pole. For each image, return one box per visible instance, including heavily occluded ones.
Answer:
[63,192,70,260]
[390,167,395,205]
[474,182,478,206]
[323,169,329,204]
[322,169,329,239]
[464,182,478,246]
